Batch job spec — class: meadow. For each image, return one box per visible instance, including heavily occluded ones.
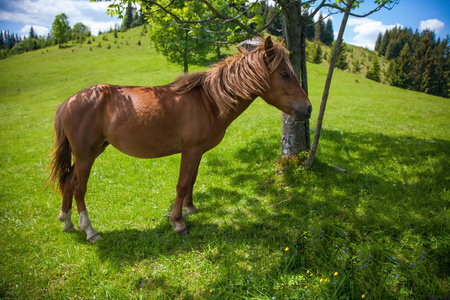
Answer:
[0,26,449,299]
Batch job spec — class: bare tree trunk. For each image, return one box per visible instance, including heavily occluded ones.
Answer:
[304,0,356,168]
[184,31,189,74]
[281,1,310,157]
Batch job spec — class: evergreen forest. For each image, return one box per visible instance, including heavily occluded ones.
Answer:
[376,27,449,98]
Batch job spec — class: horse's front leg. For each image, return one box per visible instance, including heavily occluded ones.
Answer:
[183,159,200,215]
[170,149,203,234]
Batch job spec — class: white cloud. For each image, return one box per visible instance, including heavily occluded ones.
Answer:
[419,19,445,33]
[0,0,121,36]
[19,24,49,37]
[347,18,401,50]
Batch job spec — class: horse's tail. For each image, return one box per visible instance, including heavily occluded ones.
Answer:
[48,104,72,193]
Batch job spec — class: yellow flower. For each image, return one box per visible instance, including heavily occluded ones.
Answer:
[362,295,365,298]
[320,278,323,283]
[307,270,310,274]
[304,285,308,289]
[210,289,212,293]
[310,273,313,277]
[285,247,289,251]
[334,272,339,276]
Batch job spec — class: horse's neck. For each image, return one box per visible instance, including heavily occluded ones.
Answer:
[220,96,256,128]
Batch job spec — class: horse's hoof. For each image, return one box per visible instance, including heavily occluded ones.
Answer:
[172,220,187,234]
[63,225,77,232]
[178,228,190,236]
[87,233,102,243]
[185,206,198,215]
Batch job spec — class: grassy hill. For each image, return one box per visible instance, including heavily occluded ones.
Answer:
[0,26,449,299]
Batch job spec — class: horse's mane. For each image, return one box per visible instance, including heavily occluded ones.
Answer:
[171,38,292,116]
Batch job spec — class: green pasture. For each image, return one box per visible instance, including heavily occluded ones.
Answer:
[0,26,449,299]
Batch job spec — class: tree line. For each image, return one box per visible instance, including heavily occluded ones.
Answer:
[376,26,449,98]
[0,7,147,60]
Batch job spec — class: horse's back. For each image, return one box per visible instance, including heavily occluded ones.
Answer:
[58,83,224,159]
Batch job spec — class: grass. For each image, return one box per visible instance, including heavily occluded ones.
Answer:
[1,26,449,299]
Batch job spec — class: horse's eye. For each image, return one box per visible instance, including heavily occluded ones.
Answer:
[280,72,290,79]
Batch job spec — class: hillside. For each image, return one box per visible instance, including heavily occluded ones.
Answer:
[0,26,449,299]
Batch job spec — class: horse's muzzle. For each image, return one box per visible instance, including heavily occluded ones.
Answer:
[295,105,312,121]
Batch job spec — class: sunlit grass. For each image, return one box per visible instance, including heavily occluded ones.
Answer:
[1,26,449,299]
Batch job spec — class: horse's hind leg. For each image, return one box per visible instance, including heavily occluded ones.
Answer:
[171,149,203,234]
[58,166,77,232]
[72,156,102,243]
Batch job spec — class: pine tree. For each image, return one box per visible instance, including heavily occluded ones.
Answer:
[315,14,326,43]
[427,38,449,97]
[323,19,334,46]
[378,29,390,56]
[387,43,412,88]
[121,2,134,32]
[312,44,323,64]
[375,32,382,52]
[412,32,433,92]
[336,40,348,70]
[29,26,36,39]
[0,31,4,49]
[366,55,381,82]
[303,10,315,41]
[352,59,361,73]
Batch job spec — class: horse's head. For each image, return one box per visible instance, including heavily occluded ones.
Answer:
[260,37,312,121]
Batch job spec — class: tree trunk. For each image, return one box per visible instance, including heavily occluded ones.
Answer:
[183,31,189,74]
[281,1,310,157]
[304,0,355,168]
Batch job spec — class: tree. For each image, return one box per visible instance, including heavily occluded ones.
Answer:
[315,13,326,43]
[101,0,398,161]
[121,2,134,31]
[132,7,146,27]
[352,59,361,73]
[147,1,214,73]
[312,44,323,64]
[374,32,382,52]
[335,39,348,70]
[366,54,381,82]
[378,29,390,56]
[387,43,412,89]
[0,31,4,49]
[323,19,334,46]
[429,37,450,97]
[304,0,356,167]
[303,10,315,41]
[73,23,90,44]
[52,13,71,47]
[29,26,37,39]
[411,32,433,92]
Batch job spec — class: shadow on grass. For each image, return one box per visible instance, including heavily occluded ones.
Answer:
[92,129,449,297]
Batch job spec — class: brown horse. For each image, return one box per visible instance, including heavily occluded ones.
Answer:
[49,36,311,242]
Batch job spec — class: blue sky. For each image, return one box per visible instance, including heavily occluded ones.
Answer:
[0,0,449,50]
[332,0,450,49]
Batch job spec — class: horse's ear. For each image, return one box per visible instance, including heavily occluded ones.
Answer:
[264,36,276,58]
[280,39,285,47]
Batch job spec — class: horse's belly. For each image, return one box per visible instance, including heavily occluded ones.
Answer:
[107,130,181,159]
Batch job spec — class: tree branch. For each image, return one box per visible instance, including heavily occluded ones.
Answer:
[198,0,261,36]
[322,0,398,18]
